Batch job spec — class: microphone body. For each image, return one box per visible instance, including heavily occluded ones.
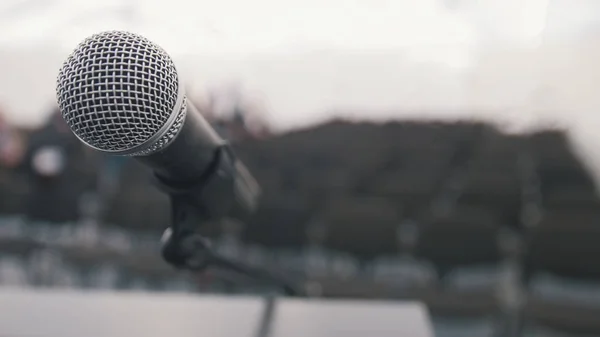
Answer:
[138,100,223,183]
[140,100,258,222]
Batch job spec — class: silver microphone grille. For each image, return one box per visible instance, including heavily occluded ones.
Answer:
[56,30,187,156]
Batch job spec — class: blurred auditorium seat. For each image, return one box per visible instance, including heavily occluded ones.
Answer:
[526,209,600,280]
[104,190,169,232]
[369,256,437,288]
[27,249,78,287]
[543,186,600,210]
[273,249,308,275]
[322,195,400,258]
[301,247,331,278]
[526,130,576,162]
[530,274,600,309]
[369,170,440,201]
[0,215,27,239]
[243,244,273,267]
[444,265,502,292]
[366,220,437,290]
[86,264,121,289]
[0,170,29,215]
[525,290,600,336]
[245,199,312,249]
[459,169,521,213]
[415,206,502,279]
[431,316,495,337]
[272,247,360,281]
[523,209,600,335]
[457,148,523,227]
[523,325,600,337]
[0,256,29,286]
[408,205,505,324]
[102,159,169,232]
[312,250,360,280]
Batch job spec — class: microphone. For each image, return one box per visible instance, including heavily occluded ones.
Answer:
[56,30,258,222]
[55,31,299,295]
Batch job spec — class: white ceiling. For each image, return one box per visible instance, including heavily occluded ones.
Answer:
[0,0,579,53]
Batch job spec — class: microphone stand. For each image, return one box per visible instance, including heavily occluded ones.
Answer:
[254,293,278,337]
[160,226,300,296]
[155,145,303,297]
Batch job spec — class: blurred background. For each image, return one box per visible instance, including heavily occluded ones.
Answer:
[1,0,600,336]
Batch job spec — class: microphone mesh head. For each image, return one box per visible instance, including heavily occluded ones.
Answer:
[56,31,183,154]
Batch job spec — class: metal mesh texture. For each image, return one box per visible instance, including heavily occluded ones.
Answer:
[56,30,180,153]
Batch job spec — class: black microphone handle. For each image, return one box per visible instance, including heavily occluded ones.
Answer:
[136,99,224,184]
[138,98,260,222]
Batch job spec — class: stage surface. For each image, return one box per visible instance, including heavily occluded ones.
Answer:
[0,287,434,337]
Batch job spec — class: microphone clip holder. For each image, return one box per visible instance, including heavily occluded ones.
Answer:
[155,144,239,271]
